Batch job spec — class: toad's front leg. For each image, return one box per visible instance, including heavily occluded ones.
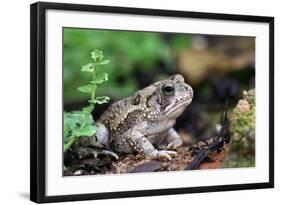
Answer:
[117,128,177,160]
[166,128,183,150]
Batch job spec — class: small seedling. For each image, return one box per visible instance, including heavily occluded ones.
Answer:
[64,49,110,152]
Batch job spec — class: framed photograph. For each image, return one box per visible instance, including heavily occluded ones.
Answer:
[30,2,274,203]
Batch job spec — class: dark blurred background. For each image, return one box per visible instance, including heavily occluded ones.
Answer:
[64,28,255,167]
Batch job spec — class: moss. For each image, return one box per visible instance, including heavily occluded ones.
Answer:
[243,89,255,105]
[230,89,255,141]
[225,89,255,168]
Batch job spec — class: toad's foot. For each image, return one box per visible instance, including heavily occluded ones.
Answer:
[166,128,183,150]
[149,150,178,161]
[76,147,119,160]
[167,138,183,150]
[99,150,119,160]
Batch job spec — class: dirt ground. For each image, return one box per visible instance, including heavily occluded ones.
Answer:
[64,137,229,176]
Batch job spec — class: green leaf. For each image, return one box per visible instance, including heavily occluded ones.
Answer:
[81,63,94,72]
[90,96,110,104]
[77,84,93,93]
[82,105,94,114]
[63,110,96,152]
[90,73,109,84]
[91,49,104,62]
[96,59,110,65]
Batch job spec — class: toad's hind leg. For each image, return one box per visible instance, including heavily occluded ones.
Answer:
[73,122,118,160]
[75,147,119,160]
[118,129,177,160]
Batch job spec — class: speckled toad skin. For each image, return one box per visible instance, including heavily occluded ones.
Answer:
[75,74,193,160]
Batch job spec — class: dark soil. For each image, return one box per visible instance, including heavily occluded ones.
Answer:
[64,137,229,176]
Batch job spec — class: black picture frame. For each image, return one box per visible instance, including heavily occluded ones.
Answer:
[30,1,274,203]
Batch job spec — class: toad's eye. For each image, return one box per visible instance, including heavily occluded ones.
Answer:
[162,84,174,95]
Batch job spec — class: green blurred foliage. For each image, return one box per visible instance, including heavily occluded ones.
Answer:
[64,28,192,103]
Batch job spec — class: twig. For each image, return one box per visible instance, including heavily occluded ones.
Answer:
[186,100,230,170]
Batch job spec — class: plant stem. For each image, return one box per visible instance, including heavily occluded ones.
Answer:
[90,65,97,111]
[64,136,76,152]
[91,85,97,103]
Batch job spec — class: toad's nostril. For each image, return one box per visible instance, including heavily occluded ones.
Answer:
[184,85,190,92]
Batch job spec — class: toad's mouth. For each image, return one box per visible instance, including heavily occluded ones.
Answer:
[163,98,193,117]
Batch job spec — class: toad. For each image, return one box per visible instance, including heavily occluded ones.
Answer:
[75,74,193,160]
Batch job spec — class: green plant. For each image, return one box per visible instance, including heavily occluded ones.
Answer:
[64,49,110,152]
